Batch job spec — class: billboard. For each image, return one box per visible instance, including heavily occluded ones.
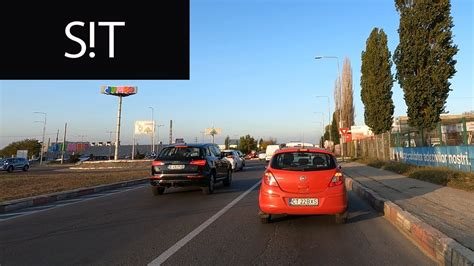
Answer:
[101,86,138,97]
[351,125,374,140]
[135,121,154,135]
[205,128,221,135]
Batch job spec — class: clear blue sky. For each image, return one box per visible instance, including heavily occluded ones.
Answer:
[1,0,473,148]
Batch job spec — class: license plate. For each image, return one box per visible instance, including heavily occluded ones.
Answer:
[168,165,185,170]
[289,198,319,206]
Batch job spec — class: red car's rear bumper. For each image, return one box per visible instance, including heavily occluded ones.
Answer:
[259,186,347,215]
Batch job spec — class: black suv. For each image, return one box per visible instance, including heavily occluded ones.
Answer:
[150,143,232,195]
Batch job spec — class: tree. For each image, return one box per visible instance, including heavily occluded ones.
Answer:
[331,112,340,144]
[393,0,458,131]
[238,135,257,154]
[361,27,395,134]
[224,135,230,149]
[341,57,355,128]
[258,138,264,151]
[259,138,278,151]
[0,139,41,158]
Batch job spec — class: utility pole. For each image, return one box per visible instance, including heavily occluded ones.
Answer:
[106,130,113,160]
[34,112,47,165]
[61,122,67,164]
[148,107,155,154]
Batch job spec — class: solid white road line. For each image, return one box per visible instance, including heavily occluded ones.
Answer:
[148,180,262,265]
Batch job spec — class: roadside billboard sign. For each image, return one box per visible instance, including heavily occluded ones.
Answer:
[205,128,221,135]
[135,121,154,135]
[16,150,28,159]
[351,125,374,140]
[101,86,138,97]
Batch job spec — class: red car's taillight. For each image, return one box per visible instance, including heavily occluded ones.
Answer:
[152,161,164,166]
[263,171,279,187]
[329,172,344,187]
[190,159,206,166]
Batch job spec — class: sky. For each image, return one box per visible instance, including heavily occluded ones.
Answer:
[1,0,473,148]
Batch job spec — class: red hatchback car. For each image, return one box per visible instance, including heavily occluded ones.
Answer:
[258,148,348,224]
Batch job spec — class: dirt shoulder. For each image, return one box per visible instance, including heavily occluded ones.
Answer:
[0,161,151,202]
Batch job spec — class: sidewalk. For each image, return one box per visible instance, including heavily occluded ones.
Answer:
[342,162,474,256]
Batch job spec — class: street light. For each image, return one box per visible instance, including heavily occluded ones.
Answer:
[148,107,155,154]
[157,124,164,147]
[314,112,326,135]
[315,55,344,161]
[315,96,331,142]
[106,130,114,159]
[33,112,47,165]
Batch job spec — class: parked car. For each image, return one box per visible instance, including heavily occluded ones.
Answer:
[245,150,258,159]
[150,143,232,195]
[1,157,30,172]
[265,144,281,162]
[221,150,244,171]
[259,147,348,224]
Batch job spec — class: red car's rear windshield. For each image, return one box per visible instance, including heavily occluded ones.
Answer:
[270,152,336,171]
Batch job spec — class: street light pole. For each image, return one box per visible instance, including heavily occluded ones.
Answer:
[315,55,344,161]
[106,131,113,160]
[314,112,325,140]
[34,112,47,165]
[148,107,155,154]
[316,96,331,142]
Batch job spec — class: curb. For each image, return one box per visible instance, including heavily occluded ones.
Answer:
[0,178,149,214]
[344,176,474,266]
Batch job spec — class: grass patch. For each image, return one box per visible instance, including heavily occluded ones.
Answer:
[355,158,474,192]
[0,164,150,202]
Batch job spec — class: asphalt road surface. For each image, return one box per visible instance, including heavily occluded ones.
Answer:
[0,160,435,265]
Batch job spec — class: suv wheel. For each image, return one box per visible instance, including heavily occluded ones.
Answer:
[202,173,215,195]
[223,168,232,187]
[7,166,14,173]
[22,165,29,172]
[151,186,165,196]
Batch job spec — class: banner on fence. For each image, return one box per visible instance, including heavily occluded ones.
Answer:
[391,146,474,172]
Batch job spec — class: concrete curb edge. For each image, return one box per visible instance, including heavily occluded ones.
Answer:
[344,176,474,266]
[0,178,149,214]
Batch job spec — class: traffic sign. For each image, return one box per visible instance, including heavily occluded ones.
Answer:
[339,128,350,135]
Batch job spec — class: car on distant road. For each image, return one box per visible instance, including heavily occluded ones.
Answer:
[259,147,348,224]
[245,150,258,159]
[265,144,281,162]
[221,150,244,171]
[1,157,29,172]
[150,143,232,195]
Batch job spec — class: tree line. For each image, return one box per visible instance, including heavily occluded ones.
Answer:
[321,0,457,146]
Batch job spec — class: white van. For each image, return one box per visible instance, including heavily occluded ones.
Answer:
[265,145,280,162]
[285,142,314,148]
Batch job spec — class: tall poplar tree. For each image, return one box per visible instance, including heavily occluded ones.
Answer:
[393,0,458,131]
[361,27,394,134]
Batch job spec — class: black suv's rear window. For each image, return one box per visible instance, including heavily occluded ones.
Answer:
[271,152,336,171]
[158,146,203,159]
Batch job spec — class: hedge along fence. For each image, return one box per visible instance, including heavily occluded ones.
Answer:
[391,146,474,173]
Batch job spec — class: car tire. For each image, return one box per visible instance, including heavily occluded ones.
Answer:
[335,210,348,224]
[223,168,232,187]
[259,211,271,224]
[7,166,14,173]
[22,165,29,172]
[202,173,215,195]
[151,186,165,196]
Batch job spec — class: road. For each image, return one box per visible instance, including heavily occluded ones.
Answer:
[0,160,434,265]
